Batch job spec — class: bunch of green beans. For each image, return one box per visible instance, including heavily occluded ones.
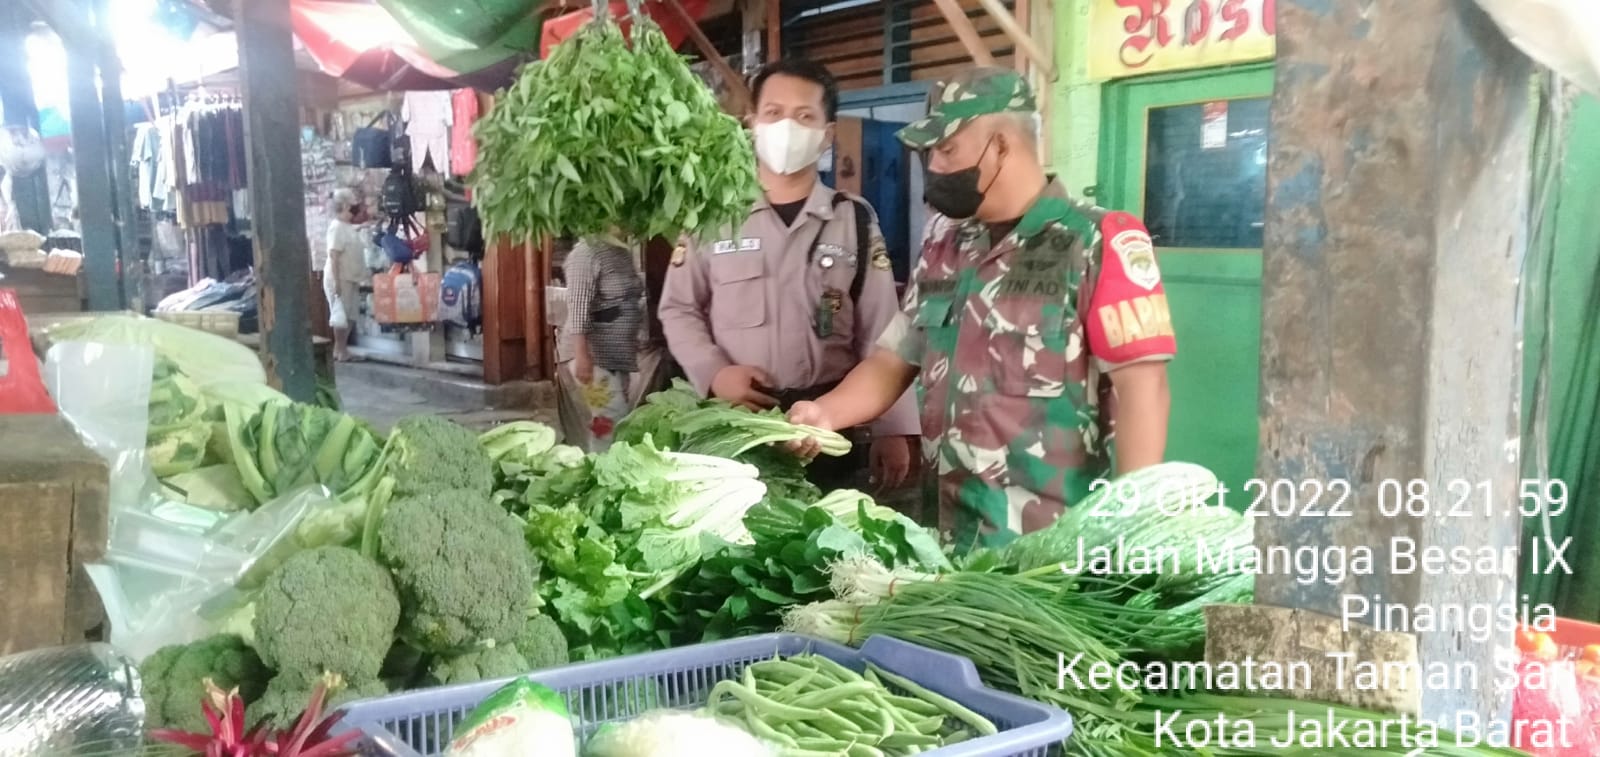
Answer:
[703,654,998,756]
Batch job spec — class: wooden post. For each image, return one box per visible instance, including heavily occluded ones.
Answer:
[526,236,553,381]
[482,235,528,384]
[0,4,51,234]
[929,0,996,67]
[66,0,120,310]
[972,0,1054,79]
[765,0,780,62]
[235,0,316,401]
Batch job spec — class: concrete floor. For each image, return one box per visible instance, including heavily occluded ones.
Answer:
[332,360,557,436]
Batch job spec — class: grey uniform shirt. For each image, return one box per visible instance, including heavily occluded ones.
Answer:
[561,239,644,374]
[658,182,919,437]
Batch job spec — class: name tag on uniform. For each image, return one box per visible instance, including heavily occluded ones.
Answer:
[713,238,762,255]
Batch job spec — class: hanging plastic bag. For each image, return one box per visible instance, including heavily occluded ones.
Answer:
[0,288,58,414]
[86,485,331,662]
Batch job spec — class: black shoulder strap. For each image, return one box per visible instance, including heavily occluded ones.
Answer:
[837,194,873,303]
[805,192,875,304]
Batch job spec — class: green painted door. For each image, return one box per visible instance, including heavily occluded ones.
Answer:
[1099,64,1273,499]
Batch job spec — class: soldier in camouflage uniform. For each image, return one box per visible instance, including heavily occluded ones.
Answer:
[789,68,1176,548]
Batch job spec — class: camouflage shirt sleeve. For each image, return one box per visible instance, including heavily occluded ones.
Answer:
[875,247,929,367]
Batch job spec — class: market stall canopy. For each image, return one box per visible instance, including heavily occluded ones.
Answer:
[288,0,532,91]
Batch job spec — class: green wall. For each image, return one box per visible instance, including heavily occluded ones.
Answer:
[1047,0,1101,194]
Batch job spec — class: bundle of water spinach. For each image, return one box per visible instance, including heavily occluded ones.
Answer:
[705,654,998,755]
[472,16,758,242]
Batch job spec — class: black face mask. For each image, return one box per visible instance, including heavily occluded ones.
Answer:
[923,137,999,219]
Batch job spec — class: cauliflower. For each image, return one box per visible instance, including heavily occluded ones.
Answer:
[138,634,269,733]
[378,489,536,654]
[253,546,400,684]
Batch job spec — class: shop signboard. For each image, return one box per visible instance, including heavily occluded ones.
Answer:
[1088,0,1277,80]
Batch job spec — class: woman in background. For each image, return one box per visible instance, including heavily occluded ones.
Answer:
[323,188,369,361]
[557,236,644,452]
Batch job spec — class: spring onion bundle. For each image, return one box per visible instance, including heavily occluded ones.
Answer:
[472,16,759,241]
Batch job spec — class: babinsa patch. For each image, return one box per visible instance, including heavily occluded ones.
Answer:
[1111,229,1159,290]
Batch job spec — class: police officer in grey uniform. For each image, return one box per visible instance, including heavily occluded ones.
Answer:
[659,59,919,492]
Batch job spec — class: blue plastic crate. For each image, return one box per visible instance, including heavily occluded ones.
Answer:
[335,633,1073,756]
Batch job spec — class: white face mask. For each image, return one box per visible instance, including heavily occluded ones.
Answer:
[753,119,828,175]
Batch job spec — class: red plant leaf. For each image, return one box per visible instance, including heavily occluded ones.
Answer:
[150,728,214,751]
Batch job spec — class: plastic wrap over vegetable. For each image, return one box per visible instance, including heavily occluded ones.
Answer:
[0,644,143,756]
[585,710,772,757]
[446,679,576,757]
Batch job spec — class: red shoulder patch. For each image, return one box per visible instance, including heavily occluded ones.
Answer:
[1084,212,1176,367]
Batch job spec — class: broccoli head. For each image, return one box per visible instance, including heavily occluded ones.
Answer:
[250,672,388,730]
[378,489,536,654]
[253,546,400,683]
[428,642,529,686]
[138,634,269,733]
[387,415,495,497]
[515,614,570,670]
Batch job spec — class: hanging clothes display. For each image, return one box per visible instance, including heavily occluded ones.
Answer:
[450,89,480,177]
[143,99,253,286]
[401,90,452,174]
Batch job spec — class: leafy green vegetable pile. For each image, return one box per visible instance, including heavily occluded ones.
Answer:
[518,440,769,659]
[672,490,948,645]
[472,16,758,242]
[614,381,853,505]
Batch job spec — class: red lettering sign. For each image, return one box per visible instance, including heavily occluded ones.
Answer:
[1116,0,1175,69]
[1183,1,1212,46]
[1110,0,1274,71]
[1218,0,1250,41]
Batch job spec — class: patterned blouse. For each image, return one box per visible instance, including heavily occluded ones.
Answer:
[561,239,644,373]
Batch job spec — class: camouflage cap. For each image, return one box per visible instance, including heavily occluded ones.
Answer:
[897,67,1037,149]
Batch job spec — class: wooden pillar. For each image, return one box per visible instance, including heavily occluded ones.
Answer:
[482,234,528,384]
[1210,0,1532,725]
[0,4,51,234]
[764,0,780,62]
[525,237,553,382]
[235,0,315,401]
[65,0,121,310]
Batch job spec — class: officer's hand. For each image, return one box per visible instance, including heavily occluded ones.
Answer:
[785,401,831,459]
[870,435,915,490]
[712,365,779,410]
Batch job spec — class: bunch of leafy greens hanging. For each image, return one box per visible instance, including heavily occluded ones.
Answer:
[472,15,758,242]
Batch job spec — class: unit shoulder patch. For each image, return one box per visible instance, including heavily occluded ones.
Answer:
[1103,213,1159,291]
